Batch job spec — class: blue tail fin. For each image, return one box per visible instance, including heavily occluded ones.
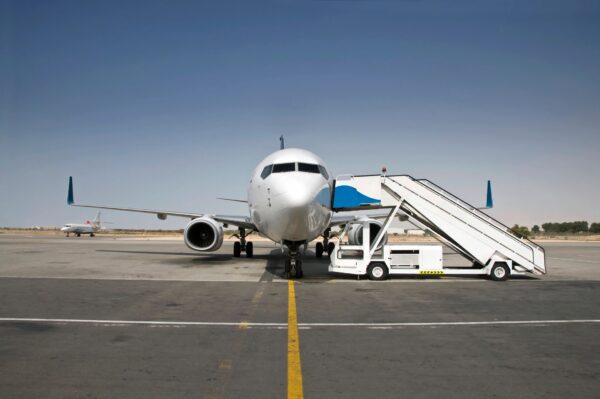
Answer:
[486,180,493,209]
[67,176,74,205]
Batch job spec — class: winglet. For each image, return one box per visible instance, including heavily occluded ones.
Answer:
[67,176,74,205]
[486,180,493,209]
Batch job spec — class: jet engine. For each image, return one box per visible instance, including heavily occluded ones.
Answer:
[184,217,224,252]
[347,219,388,249]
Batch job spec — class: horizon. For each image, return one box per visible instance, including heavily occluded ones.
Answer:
[1,0,599,229]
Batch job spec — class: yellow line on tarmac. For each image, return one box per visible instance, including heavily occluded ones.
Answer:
[288,280,304,399]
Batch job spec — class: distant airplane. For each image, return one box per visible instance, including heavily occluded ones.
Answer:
[61,212,103,237]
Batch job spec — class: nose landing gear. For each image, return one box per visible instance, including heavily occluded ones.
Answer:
[284,242,304,279]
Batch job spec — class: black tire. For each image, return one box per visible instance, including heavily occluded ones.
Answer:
[246,241,253,258]
[76,233,81,237]
[490,262,509,281]
[90,233,95,237]
[284,258,292,279]
[315,242,324,258]
[367,262,389,281]
[233,241,241,257]
[327,242,335,256]
[295,259,303,278]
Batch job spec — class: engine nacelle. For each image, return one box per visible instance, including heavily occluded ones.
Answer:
[184,217,224,252]
[347,219,388,249]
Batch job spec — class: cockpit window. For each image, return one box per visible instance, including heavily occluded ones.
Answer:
[260,164,273,179]
[272,163,296,173]
[318,165,329,179]
[298,163,320,174]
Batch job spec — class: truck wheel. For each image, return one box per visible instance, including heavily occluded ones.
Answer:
[490,262,509,281]
[315,242,324,258]
[367,263,389,281]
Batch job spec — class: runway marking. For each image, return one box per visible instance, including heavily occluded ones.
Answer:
[296,320,600,327]
[287,281,304,399]
[251,286,265,304]
[219,359,232,369]
[0,318,286,327]
[548,256,600,264]
[1,318,598,329]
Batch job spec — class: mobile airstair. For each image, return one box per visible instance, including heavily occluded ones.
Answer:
[330,175,546,280]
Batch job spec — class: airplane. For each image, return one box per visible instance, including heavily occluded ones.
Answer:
[66,138,492,278]
[66,138,369,278]
[61,212,103,237]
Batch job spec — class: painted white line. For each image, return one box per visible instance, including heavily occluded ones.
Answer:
[548,257,599,264]
[1,318,599,328]
[297,320,600,327]
[0,318,286,327]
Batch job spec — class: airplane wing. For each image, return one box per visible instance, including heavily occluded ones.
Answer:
[67,177,256,230]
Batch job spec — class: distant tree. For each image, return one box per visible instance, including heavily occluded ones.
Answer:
[511,224,531,239]
[532,225,540,234]
[542,223,554,233]
[573,221,589,233]
[590,223,600,234]
[541,221,589,234]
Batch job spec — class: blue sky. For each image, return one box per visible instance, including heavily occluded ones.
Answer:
[1,0,599,228]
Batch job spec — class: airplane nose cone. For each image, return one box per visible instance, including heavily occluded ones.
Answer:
[60,227,67,232]
[285,184,315,209]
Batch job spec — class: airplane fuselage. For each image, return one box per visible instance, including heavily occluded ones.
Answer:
[61,223,96,235]
[247,148,332,243]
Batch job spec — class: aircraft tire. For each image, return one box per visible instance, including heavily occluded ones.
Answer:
[295,259,303,278]
[233,241,241,257]
[315,242,324,258]
[284,258,292,279]
[327,242,335,256]
[246,242,253,258]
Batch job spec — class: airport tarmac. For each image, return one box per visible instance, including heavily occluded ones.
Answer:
[0,235,599,398]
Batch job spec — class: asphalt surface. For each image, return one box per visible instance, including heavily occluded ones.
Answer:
[0,235,599,398]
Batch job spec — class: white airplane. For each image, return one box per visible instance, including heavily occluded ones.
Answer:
[66,139,380,278]
[61,212,103,237]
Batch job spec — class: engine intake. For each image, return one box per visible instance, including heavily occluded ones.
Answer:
[184,217,224,252]
[347,219,388,250]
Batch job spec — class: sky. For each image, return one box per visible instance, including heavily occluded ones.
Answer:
[1,0,599,229]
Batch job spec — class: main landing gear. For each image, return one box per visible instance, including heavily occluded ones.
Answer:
[315,229,335,258]
[233,227,253,258]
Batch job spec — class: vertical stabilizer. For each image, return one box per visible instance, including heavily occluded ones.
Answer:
[486,180,493,209]
[92,212,101,229]
[67,176,74,205]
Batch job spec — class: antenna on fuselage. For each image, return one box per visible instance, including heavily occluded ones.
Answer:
[280,135,285,150]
